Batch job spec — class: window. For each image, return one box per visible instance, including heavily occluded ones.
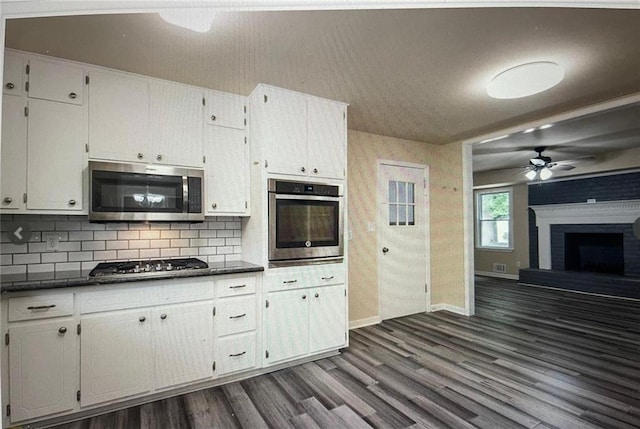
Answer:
[475,188,512,249]
[388,180,415,226]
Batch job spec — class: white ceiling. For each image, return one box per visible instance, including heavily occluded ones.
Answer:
[5,7,640,171]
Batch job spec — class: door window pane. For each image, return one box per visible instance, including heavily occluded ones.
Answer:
[388,181,397,204]
[398,182,406,203]
[389,204,397,226]
[388,180,416,227]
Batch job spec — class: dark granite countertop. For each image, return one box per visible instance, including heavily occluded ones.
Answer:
[0,261,263,293]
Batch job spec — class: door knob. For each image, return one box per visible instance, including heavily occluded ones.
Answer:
[382,247,389,254]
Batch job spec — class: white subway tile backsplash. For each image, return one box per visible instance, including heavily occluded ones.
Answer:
[67,251,93,262]
[42,253,69,263]
[117,249,139,260]
[69,231,94,241]
[14,253,41,265]
[94,231,118,241]
[106,240,129,250]
[226,254,241,262]
[0,215,243,275]
[82,241,106,251]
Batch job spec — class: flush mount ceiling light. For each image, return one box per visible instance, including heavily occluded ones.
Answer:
[158,8,215,33]
[487,61,564,99]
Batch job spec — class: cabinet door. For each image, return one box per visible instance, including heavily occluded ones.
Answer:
[309,285,347,353]
[88,70,150,163]
[9,319,78,422]
[80,309,153,407]
[3,51,25,97]
[264,289,309,365]
[204,126,247,215]
[150,81,203,167]
[307,98,346,180]
[27,99,85,211]
[27,58,84,105]
[217,332,257,376]
[204,90,246,129]
[152,301,214,390]
[1,96,27,210]
[262,87,308,176]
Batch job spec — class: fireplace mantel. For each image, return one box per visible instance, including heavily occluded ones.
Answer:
[531,200,640,269]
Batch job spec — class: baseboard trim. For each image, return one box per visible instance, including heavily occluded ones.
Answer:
[349,315,381,330]
[431,304,468,315]
[475,270,519,280]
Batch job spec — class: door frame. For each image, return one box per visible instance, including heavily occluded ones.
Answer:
[376,159,431,320]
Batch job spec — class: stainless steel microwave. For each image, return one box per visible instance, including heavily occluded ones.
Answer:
[89,161,204,222]
[268,179,344,265]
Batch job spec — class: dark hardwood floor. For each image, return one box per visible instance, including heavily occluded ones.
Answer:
[49,277,640,429]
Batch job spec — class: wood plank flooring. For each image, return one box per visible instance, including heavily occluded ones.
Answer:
[48,277,640,429]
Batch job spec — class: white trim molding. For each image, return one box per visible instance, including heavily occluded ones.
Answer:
[531,199,640,269]
[349,316,381,330]
[431,304,467,315]
[474,270,519,280]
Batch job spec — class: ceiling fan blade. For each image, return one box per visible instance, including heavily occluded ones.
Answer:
[552,164,576,171]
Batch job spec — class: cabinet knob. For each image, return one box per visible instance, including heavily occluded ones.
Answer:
[314,293,319,298]
[58,327,67,334]
[68,199,76,206]
[211,203,217,209]
[300,166,306,173]
[382,247,389,254]
[139,316,146,322]
[5,82,14,90]
[69,92,77,99]
[137,152,144,160]
[302,294,307,300]
[211,115,217,121]
[156,154,163,161]
[3,197,12,204]
[160,314,167,320]
[313,168,318,174]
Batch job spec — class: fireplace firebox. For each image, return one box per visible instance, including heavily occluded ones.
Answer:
[564,233,624,275]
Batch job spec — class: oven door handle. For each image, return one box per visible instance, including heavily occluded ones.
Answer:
[273,194,341,202]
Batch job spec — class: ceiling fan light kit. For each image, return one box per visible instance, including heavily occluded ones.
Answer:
[487,61,565,99]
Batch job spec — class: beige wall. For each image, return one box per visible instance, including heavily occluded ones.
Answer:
[347,130,465,322]
[474,183,529,276]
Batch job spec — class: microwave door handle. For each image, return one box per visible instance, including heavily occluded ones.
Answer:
[182,176,189,213]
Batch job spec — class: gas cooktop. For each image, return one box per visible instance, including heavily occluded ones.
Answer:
[89,258,209,278]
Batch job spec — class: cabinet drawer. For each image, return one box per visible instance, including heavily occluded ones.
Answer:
[8,293,74,321]
[216,276,256,298]
[159,279,214,304]
[216,296,256,337]
[79,287,154,314]
[217,332,257,375]
[266,266,345,291]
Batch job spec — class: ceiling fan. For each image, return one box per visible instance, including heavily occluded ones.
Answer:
[523,146,577,181]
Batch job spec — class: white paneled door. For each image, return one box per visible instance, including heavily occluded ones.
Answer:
[377,162,429,320]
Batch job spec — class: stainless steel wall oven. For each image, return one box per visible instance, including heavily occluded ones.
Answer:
[268,179,343,265]
[89,161,204,222]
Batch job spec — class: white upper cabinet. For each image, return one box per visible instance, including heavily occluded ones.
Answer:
[307,97,347,180]
[3,51,25,97]
[1,96,27,210]
[259,86,308,176]
[204,126,248,216]
[88,69,151,163]
[27,99,85,211]
[150,81,204,168]
[27,57,85,105]
[204,89,246,129]
[252,84,346,180]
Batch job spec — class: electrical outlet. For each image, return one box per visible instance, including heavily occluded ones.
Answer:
[516,261,521,268]
[43,233,60,251]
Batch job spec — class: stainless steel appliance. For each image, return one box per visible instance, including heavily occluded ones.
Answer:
[268,179,343,265]
[89,257,209,279]
[89,161,204,222]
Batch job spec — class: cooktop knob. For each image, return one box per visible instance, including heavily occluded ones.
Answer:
[166,263,173,271]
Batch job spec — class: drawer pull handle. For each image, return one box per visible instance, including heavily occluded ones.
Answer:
[27,304,56,311]
[58,327,67,334]
[229,284,246,289]
[229,313,246,319]
[229,351,246,357]
[321,276,334,280]
[283,280,298,284]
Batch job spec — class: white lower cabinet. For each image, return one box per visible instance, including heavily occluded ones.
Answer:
[80,309,153,407]
[152,301,214,390]
[217,332,257,376]
[8,319,78,422]
[264,284,346,366]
